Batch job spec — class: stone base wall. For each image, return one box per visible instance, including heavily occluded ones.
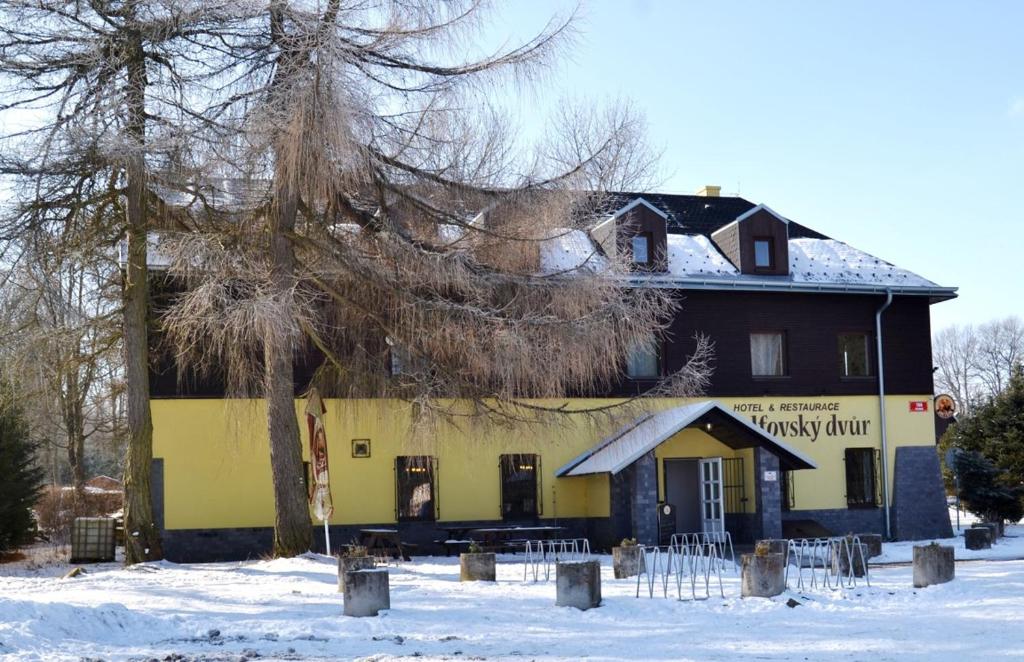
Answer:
[161,517,602,563]
[892,445,954,541]
[781,508,885,537]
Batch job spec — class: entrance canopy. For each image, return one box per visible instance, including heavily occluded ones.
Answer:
[555,400,817,477]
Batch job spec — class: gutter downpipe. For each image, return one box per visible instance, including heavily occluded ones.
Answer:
[875,289,894,539]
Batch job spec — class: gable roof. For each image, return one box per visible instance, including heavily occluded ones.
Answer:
[603,192,827,240]
[555,400,817,477]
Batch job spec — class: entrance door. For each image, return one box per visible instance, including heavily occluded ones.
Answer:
[699,457,726,537]
[664,459,702,534]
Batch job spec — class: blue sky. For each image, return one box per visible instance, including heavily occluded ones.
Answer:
[495,0,1024,331]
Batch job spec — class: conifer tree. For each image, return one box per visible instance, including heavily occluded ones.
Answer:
[0,393,43,553]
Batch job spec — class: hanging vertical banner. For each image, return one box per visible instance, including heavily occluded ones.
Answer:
[305,387,334,521]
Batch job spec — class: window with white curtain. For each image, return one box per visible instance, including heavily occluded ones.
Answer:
[750,332,786,376]
[626,342,660,378]
[631,234,650,264]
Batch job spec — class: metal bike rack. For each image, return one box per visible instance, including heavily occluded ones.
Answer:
[785,535,871,591]
[523,538,591,582]
[635,541,725,601]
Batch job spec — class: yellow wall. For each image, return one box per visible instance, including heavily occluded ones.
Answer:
[152,394,937,530]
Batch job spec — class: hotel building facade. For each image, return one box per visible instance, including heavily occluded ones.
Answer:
[148,189,955,561]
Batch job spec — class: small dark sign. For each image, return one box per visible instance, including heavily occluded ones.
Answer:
[351,439,371,458]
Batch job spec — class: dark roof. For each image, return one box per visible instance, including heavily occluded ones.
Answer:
[606,192,829,240]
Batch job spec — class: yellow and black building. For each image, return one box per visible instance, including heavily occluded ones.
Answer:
[148,190,956,561]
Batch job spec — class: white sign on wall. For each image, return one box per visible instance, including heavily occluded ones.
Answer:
[763,470,778,482]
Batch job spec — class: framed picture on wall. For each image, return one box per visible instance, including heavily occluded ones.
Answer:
[351,439,371,458]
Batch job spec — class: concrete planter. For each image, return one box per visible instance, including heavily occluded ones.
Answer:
[555,560,602,610]
[980,520,1004,538]
[459,552,496,582]
[832,542,869,578]
[612,546,642,579]
[913,544,955,588]
[856,534,883,559]
[343,568,390,617]
[740,553,786,598]
[755,539,789,556]
[972,522,999,542]
[338,556,375,592]
[964,527,991,551]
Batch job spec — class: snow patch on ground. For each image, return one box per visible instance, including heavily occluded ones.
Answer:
[3,532,1024,661]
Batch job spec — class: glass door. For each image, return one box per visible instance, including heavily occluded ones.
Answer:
[699,457,725,538]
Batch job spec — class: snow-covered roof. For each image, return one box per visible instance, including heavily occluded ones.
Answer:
[539,229,609,274]
[788,238,939,288]
[556,400,817,477]
[666,234,738,278]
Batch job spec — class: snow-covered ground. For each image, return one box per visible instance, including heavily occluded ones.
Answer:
[2,516,1022,661]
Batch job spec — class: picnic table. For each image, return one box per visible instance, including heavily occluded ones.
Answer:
[436,524,566,555]
[358,528,412,561]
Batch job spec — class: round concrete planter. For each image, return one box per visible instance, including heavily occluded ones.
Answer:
[612,546,642,579]
[338,556,375,592]
[913,544,955,588]
[343,568,390,617]
[964,527,991,550]
[555,560,602,610]
[832,542,869,578]
[740,553,786,598]
[459,552,496,582]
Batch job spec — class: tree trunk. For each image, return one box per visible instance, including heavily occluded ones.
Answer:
[122,31,162,565]
[265,176,311,557]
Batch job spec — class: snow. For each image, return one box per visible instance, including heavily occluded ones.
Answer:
[539,229,609,274]
[534,230,942,291]
[3,519,1024,661]
[788,238,939,288]
[666,234,738,277]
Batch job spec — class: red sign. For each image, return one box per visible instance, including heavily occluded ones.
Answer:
[909,401,928,412]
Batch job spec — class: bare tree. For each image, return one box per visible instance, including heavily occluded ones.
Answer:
[0,246,121,494]
[0,0,253,563]
[153,1,709,557]
[933,316,1024,415]
[976,317,1024,397]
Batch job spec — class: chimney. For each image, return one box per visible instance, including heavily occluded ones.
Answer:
[696,185,721,197]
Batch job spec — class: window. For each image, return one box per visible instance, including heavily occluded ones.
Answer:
[750,332,786,376]
[388,339,428,376]
[754,238,773,268]
[395,456,436,521]
[838,333,871,377]
[844,448,879,508]
[500,454,539,520]
[626,341,660,379]
[631,234,651,264]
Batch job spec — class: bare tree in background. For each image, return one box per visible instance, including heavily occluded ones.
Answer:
[934,316,1024,415]
[0,0,252,563]
[154,1,710,557]
[0,247,122,494]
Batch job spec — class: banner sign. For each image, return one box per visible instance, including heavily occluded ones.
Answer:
[304,387,334,521]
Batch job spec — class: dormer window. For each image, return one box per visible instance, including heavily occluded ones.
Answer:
[632,234,651,265]
[710,205,790,276]
[754,238,774,269]
[589,197,668,272]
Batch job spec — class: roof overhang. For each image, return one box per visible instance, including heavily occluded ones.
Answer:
[733,203,790,225]
[555,400,818,478]
[620,275,958,303]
